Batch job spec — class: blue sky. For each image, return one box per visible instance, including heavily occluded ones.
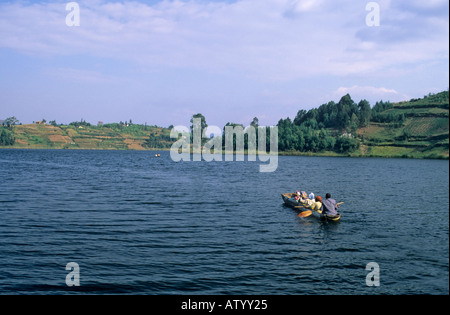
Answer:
[0,0,448,127]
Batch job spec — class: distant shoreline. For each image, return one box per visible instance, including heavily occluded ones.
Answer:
[2,91,448,160]
[1,146,448,160]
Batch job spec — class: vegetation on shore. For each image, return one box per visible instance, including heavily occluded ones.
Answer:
[276,90,449,159]
[1,90,448,159]
[0,120,174,151]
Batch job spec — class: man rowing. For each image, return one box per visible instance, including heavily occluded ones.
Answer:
[321,193,340,216]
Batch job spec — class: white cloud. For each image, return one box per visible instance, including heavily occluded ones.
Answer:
[0,0,448,85]
[285,0,324,14]
[333,85,406,103]
[336,86,398,95]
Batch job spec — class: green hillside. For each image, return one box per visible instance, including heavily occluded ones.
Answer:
[358,91,449,159]
[275,90,448,159]
[1,91,448,159]
[1,122,174,151]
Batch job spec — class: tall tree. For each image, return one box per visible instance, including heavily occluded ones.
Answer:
[358,99,372,127]
[337,94,358,130]
[190,113,207,134]
[190,113,208,150]
[250,117,259,128]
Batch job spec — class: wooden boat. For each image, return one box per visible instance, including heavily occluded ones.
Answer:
[281,193,303,209]
[281,193,341,222]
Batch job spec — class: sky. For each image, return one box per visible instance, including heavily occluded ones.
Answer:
[0,0,448,128]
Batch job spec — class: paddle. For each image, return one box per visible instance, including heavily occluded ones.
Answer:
[298,210,312,218]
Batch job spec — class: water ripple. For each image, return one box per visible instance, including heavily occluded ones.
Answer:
[0,150,448,294]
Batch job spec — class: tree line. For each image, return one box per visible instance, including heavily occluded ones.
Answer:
[0,93,413,152]
[275,94,397,153]
[186,94,408,155]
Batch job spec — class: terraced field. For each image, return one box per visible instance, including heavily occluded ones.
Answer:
[358,91,449,159]
[9,124,174,150]
[404,117,448,137]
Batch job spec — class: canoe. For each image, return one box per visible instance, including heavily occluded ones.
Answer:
[316,212,341,222]
[281,193,304,209]
[281,193,341,222]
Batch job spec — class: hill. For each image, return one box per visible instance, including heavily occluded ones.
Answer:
[276,90,448,159]
[358,91,449,159]
[2,123,174,151]
[1,91,449,159]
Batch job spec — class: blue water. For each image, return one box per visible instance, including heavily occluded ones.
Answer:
[0,149,448,294]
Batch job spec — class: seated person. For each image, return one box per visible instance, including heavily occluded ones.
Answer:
[289,191,301,203]
[309,196,323,213]
[322,193,339,216]
[297,191,307,203]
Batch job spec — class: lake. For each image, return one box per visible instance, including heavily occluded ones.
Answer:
[0,149,448,294]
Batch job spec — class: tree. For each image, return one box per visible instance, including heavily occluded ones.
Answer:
[190,113,208,136]
[223,122,245,150]
[358,99,371,127]
[69,119,91,127]
[400,129,412,141]
[350,113,359,134]
[335,136,360,153]
[294,127,305,151]
[337,94,358,130]
[250,117,259,128]
[0,128,15,146]
[277,118,294,151]
[4,116,19,130]
[371,101,393,120]
[294,110,307,126]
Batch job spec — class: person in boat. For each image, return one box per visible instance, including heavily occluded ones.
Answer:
[304,192,315,206]
[321,193,339,216]
[303,195,322,211]
[298,192,315,205]
[296,191,307,203]
[310,195,322,212]
[292,191,315,206]
[288,191,300,203]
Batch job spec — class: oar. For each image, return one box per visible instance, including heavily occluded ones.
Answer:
[298,210,312,218]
